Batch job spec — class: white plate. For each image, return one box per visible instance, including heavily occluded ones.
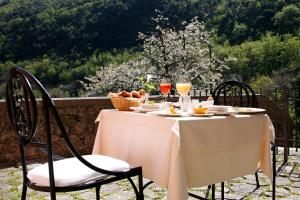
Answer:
[140,103,162,110]
[148,110,182,117]
[208,111,237,116]
[191,113,214,117]
[235,107,266,114]
[208,105,233,112]
[129,107,160,113]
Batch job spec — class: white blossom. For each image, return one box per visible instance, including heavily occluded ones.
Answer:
[82,15,228,96]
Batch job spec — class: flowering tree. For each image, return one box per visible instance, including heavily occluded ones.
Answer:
[81,57,155,96]
[82,14,227,96]
[140,15,226,85]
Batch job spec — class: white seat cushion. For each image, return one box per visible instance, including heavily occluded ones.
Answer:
[27,155,130,187]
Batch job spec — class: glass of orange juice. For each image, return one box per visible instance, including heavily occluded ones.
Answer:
[176,74,191,112]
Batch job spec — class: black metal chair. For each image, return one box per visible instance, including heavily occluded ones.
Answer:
[212,80,258,107]
[6,67,144,200]
[212,80,276,200]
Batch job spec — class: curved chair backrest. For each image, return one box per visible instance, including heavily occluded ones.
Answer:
[6,67,127,187]
[212,80,258,107]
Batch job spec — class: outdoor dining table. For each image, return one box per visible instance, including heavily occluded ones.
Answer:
[92,109,275,200]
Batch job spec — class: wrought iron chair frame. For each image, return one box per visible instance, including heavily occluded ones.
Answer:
[212,80,276,200]
[6,67,144,200]
[212,80,258,107]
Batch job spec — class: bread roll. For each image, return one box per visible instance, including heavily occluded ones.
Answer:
[138,89,145,96]
[118,91,132,98]
[131,91,141,98]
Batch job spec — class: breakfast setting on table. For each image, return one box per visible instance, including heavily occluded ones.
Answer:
[107,74,266,117]
[94,75,275,200]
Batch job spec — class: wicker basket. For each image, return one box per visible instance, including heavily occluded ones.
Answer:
[111,97,140,111]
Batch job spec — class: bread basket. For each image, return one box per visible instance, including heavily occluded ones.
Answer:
[111,97,140,111]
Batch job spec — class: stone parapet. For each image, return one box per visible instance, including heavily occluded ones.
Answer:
[0,96,294,168]
[0,97,113,168]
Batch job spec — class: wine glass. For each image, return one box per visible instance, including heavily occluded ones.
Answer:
[176,74,191,112]
[160,78,171,102]
[176,75,191,96]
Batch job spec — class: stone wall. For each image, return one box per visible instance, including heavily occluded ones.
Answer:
[0,97,114,168]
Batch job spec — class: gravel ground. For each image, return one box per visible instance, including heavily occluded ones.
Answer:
[0,148,299,200]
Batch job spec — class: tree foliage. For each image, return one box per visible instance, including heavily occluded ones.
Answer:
[214,1,300,45]
[0,0,159,61]
[82,16,226,96]
[274,4,300,34]
[216,33,300,83]
[1,0,300,97]
[2,0,300,61]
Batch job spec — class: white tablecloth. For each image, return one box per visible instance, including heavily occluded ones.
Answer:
[93,110,274,200]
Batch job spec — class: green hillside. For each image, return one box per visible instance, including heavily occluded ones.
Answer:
[0,0,300,97]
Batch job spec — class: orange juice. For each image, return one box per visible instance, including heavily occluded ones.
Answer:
[176,83,191,96]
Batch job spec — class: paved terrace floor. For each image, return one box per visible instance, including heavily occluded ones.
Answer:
[0,148,299,200]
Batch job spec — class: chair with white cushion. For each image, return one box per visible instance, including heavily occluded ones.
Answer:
[6,67,144,200]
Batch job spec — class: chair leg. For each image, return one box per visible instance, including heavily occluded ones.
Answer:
[143,181,153,190]
[221,182,224,200]
[272,144,276,200]
[212,184,215,200]
[96,186,101,200]
[205,185,211,199]
[138,173,144,200]
[255,171,260,189]
[21,182,27,200]
[50,191,56,200]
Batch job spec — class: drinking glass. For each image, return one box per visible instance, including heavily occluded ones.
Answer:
[160,78,171,102]
[192,99,200,108]
[176,75,191,96]
[176,75,191,112]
